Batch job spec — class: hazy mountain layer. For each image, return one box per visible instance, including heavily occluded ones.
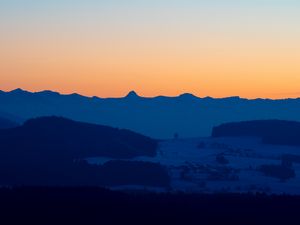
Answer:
[1,89,300,138]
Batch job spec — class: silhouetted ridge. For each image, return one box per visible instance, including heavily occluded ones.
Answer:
[212,120,300,146]
[2,88,300,138]
[0,117,170,187]
[35,90,60,96]
[11,116,157,159]
[9,88,27,94]
[125,90,140,99]
[178,93,197,99]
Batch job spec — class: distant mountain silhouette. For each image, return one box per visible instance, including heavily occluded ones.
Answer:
[212,120,300,146]
[125,90,140,99]
[0,109,22,123]
[2,89,300,138]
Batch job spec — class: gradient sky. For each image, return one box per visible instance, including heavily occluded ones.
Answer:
[0,0,300,98]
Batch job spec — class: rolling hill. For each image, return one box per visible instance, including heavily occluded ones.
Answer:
[0,116,157,159]
[0,117,170,187]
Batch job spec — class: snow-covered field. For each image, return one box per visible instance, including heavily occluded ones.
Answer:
[88,137,300,195]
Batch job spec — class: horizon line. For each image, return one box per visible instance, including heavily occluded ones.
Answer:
[1,88,300,101]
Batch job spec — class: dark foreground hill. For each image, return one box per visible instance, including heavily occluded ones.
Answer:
[0,116,157,159]
[0,187,300,225]
[0,117,18,129]
[212,120,300,146]
[0,117,170,187]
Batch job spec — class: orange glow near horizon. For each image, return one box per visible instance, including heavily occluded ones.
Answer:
[1,1,300,99]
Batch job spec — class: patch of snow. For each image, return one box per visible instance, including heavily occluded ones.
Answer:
[87,137,300,194]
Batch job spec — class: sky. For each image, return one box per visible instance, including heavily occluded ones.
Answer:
[0,0,299,99]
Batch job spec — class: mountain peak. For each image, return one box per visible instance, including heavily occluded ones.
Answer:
[178,93,198,99]
[10,88,28,94]
[125,90,140,98]
[8,88,31,95]
[36,90,60,96]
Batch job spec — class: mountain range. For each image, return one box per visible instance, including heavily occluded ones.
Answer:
[1,88,300,138]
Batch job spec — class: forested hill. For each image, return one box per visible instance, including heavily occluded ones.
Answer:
[212,120,300,146]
